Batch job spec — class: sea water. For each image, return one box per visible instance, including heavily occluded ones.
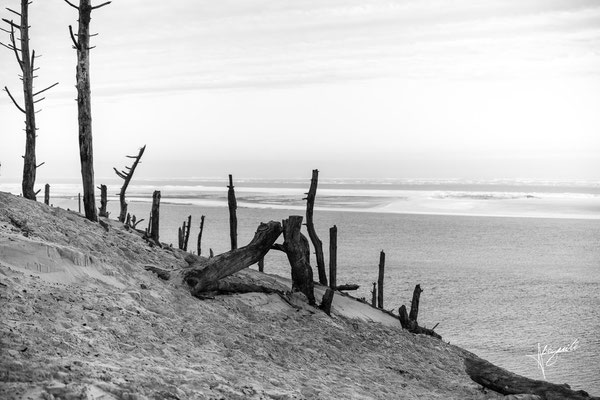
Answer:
[3,178,599,393]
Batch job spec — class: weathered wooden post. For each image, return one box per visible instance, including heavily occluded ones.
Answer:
[184,215,191,251]
[178,215,192,251]
[371,282,377,307]
[197,215,205,255]
[258,258,264,272]
[409,284,423,323]
[305,169,327,285]
[377,250,385,309]
[227,174,237,250]
[329,225,337,289]
[282,215,316,305]
[150,190,160,242]
[320,288,334,316]
[44,184,50,205]
[98,184,108,217]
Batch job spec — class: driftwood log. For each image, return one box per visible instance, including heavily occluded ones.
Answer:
[464,353,599,400]
[305,169,327,285]
[336,284,359,291]
[183,221,282,297]
[282,216,316,305]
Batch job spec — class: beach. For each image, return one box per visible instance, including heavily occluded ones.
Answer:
[9,177,597,394]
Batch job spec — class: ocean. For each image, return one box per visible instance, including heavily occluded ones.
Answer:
[2,178,599,393]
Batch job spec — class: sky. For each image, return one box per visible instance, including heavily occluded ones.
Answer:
[1,0,599,182]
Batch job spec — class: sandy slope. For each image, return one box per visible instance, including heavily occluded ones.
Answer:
[0,191,508,399]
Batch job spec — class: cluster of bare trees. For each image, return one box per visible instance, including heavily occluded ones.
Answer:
[2,0,111,221]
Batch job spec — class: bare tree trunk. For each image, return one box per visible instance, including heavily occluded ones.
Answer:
[114,145,145,222]
[184,221,282,296]
[371,282,377,307]
[377,250,385,309]
[18,1,35,200]
[44,184,50,205]
[409,284,423,323]
[98,184,108,217]
[2,2,57,201]
[197,215,205,255]
[149,190,160,242]
[282,215,316,305]
[66,0,112,221]
[227,174,237,250]
[258,258,264,272]
[319,288,334,316]
[329,225,337,289]
[305,169,327,285]
[184,214,191,251]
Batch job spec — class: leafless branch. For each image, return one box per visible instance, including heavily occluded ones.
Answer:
[5,7,21,17]
[33,96,44,103]
[68,25,79,49]
[3,86,26,113]
[33,82,58,97]
[63,0,79,10]
[91,1,112,10]
[1,18,19,29]
[35,162,45,168]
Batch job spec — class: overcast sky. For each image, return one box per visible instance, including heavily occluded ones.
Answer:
[1,0,599,182]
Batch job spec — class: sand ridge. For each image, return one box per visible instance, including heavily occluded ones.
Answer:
[0,191,506,399]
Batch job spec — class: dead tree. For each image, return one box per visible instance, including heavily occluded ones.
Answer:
[329,225,337,289]
[197,215,205,255]
[113,144,145,223]
[178,215,192,251]
[65,0,112,222]
[227,174,237,250]
[258,258,264,272]
[44,184,50,205]
[377,250,385,309]
[130,214,144,229]
[281,215,316,305]
[2,1,58,200]
[97,184,108,217]
[149,190,160,242]
[305,169,327,285]
[371,282,377,307]
[319,288,334,316]
[183,221,282,296]
[409,284,423,322]
[398,284,441,339]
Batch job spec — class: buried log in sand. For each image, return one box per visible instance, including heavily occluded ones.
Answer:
[183,221,282,297]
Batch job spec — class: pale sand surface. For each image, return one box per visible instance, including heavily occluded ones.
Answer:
[0,191,513,399]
